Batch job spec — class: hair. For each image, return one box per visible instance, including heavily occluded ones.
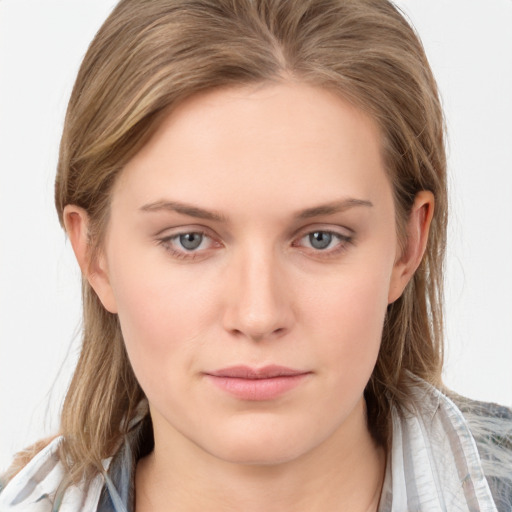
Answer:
[10,0,448,485]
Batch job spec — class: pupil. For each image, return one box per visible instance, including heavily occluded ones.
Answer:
[179,233,203,250]
[309,232,332,250]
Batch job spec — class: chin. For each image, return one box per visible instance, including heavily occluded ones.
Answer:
[197,417,327,467]
[210,440,307,467]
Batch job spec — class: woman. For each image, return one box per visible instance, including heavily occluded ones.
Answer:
[1,0,510,510]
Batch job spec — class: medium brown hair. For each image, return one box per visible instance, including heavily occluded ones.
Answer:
[27,0,447,484]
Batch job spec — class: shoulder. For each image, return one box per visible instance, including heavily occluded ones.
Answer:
[451,392,512,458]
[450,392,512,512]
[452,392,512,422]
[0,437,104,512]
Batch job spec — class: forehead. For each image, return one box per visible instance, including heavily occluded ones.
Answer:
[113,81,392,218]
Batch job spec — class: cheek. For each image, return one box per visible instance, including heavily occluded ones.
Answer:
[106,245,220,381]
[299,256,393,379]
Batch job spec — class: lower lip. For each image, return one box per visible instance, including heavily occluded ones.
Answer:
[205,374,309,401]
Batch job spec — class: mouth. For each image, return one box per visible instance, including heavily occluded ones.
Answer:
[204,365,312,401]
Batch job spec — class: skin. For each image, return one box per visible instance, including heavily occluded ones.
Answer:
[65,82,433,511]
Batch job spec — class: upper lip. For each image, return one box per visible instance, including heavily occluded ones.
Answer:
[206,365,309,379]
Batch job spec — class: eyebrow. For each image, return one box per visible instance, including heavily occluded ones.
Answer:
[139,197,373,222]
[296,198,374,219]
[140,200,228,222]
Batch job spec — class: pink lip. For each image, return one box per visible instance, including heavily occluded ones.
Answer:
[205,365,311,401]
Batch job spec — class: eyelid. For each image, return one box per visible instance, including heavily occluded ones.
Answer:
[155,225,223,260]
[295,230,352,246]
[291,225,355,256]
[154,223,219,238]
[291,223,354,240]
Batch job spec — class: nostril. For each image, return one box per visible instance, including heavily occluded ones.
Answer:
[226,325,287,342]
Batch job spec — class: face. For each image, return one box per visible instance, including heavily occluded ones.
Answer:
[84,82,411,466]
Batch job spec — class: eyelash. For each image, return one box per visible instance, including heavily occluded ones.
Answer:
[157,231,218,261]
[292,230,353,258]
[157,228,354,261]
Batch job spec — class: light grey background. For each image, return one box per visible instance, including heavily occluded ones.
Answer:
[1,0,511,470]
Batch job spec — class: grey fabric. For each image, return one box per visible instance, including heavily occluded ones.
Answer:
[453,394,512,512]
[377,379,501,511]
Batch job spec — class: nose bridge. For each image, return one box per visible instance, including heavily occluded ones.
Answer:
[223,240,292,341]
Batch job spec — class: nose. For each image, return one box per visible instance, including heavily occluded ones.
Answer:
[222,247,294,342]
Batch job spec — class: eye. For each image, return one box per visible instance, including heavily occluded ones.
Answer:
[157,230,221,260]
[293,229,353,256]
[308,231,335,250]
[177,232,205,251]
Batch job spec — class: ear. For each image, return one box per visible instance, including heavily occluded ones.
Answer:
[388,191,435,304]
[63,205,118,313]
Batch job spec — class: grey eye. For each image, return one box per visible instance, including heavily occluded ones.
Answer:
[309,231,333,250]
[179,233,203,250]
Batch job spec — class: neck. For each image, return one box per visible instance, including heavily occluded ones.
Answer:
[135,398,385,512]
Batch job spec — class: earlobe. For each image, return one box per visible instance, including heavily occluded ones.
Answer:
[63,205,118,313]
[388,191,435,304]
